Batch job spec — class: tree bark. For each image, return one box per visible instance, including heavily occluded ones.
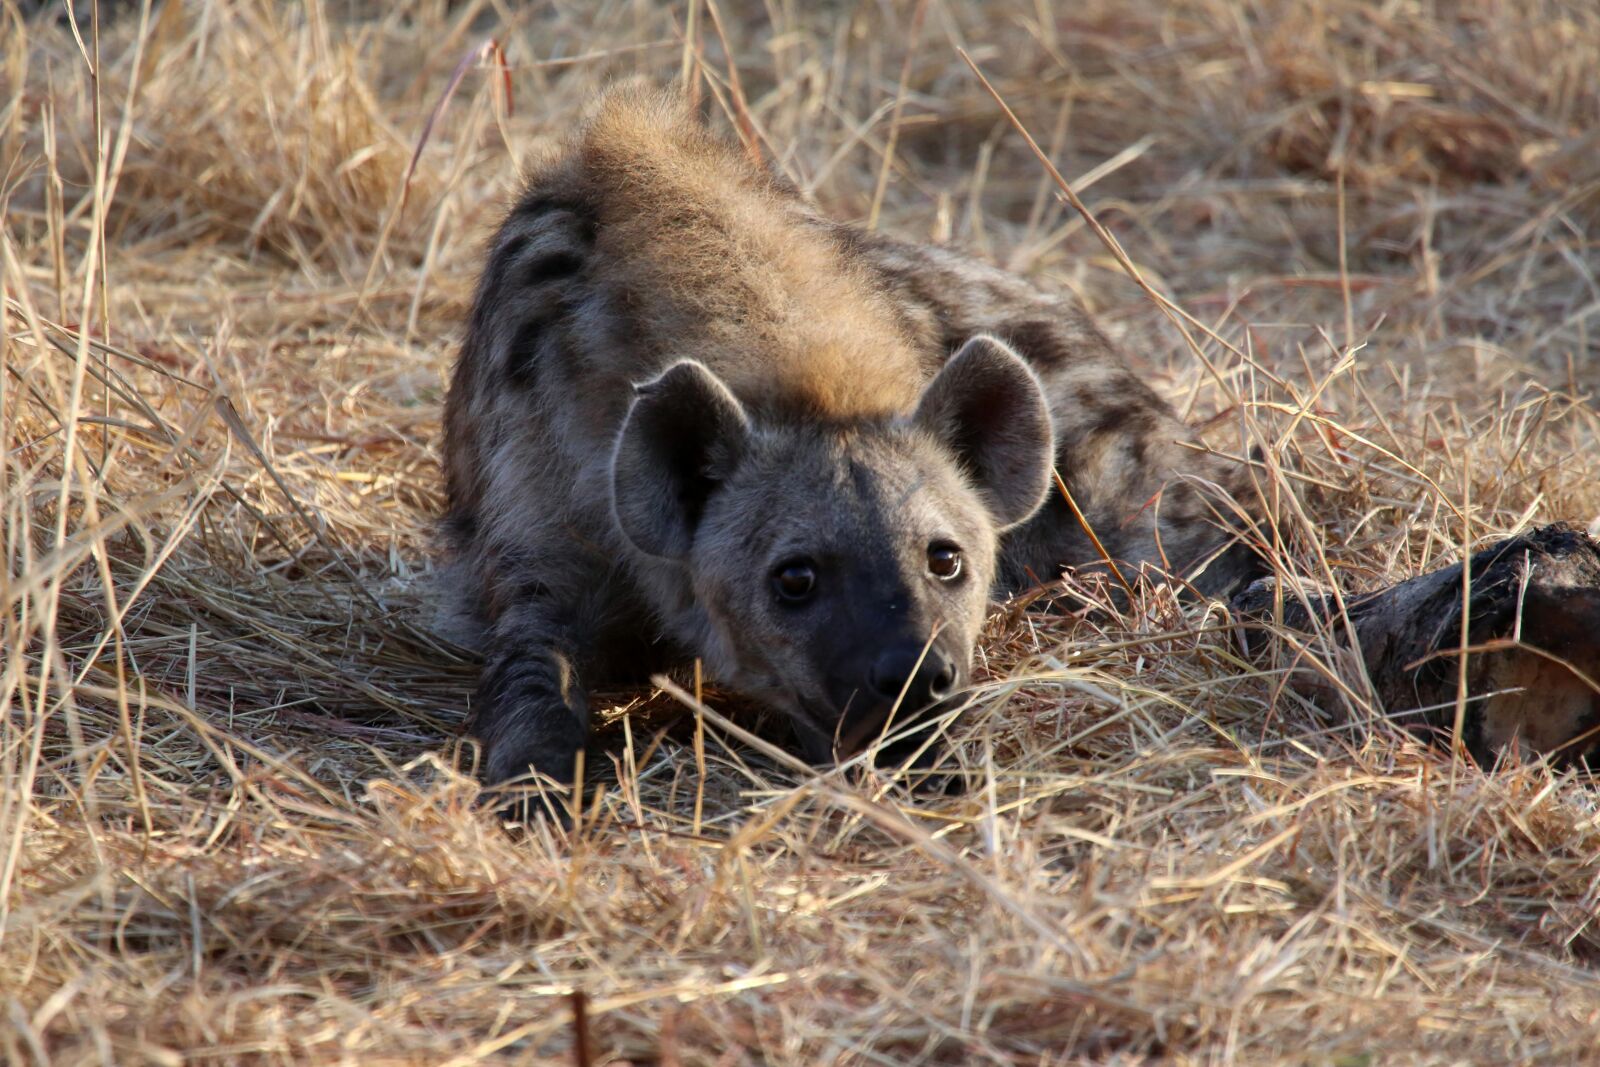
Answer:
[1231,522,1600,766]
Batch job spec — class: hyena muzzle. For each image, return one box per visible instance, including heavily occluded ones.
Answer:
[440,87,1259,791]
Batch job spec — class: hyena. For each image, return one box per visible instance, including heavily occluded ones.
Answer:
[441,87,1257,788]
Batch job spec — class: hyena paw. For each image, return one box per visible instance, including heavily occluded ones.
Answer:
[477,726,587,826]
[471,648,590,786]
[481,723,585,786]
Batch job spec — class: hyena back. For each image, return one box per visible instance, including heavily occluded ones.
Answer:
[442,88,1256,787]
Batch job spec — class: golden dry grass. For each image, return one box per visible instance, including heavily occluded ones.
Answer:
[5,1,1600,1062]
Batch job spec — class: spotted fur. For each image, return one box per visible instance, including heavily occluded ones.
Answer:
[441,87,1257,787]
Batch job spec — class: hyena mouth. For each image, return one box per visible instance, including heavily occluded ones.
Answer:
[784,697,841,765]
[832,694,959,766]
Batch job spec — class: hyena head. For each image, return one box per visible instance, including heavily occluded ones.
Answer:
[610,336,1055,767]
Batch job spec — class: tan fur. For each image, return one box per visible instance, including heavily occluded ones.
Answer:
[566,90,926,419]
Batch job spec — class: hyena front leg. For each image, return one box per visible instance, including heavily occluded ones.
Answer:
[471,590,593,790]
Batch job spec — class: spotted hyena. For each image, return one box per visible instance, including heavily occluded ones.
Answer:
[441,87,1257,788]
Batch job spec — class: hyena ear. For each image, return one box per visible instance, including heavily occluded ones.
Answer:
[611,360,752,559]
[913,335,1055,529]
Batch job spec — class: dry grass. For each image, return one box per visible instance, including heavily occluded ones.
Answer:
[5,1,1600,1062]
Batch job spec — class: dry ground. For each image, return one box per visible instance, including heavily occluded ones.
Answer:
[5,1,1600,1062]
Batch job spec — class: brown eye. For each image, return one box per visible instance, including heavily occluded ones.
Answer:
[928,542,962,580]
[773,560,817,602]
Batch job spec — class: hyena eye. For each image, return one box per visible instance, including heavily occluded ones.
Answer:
[927,542,962,580]
[772,559,817,603]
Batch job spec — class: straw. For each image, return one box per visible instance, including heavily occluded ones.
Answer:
[4,1,1600,1061]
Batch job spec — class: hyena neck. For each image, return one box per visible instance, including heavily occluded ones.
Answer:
[575,88,926,419]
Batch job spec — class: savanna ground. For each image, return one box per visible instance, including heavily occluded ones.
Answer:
[4,0,1600,1062]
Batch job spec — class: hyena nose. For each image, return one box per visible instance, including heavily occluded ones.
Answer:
[869,645,958,707]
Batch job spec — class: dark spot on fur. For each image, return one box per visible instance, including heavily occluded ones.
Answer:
[1070,382,1105,416]
[512,577,555,603]
[492,234,530,275]
[505,317,550,387]
[513,195,590,222]
[483,418,507,451]
[524,249,585,285]
[879,270,956,350]
[983,279,1022,306]
[1126,432,1149,469]
[1083,400,1153,440]
[1006,319,1067,369]
[509,195,600,247]
[490,232,586,291]
[445,509,478,545]
[482,552,566,620]
[829,223,882,262]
